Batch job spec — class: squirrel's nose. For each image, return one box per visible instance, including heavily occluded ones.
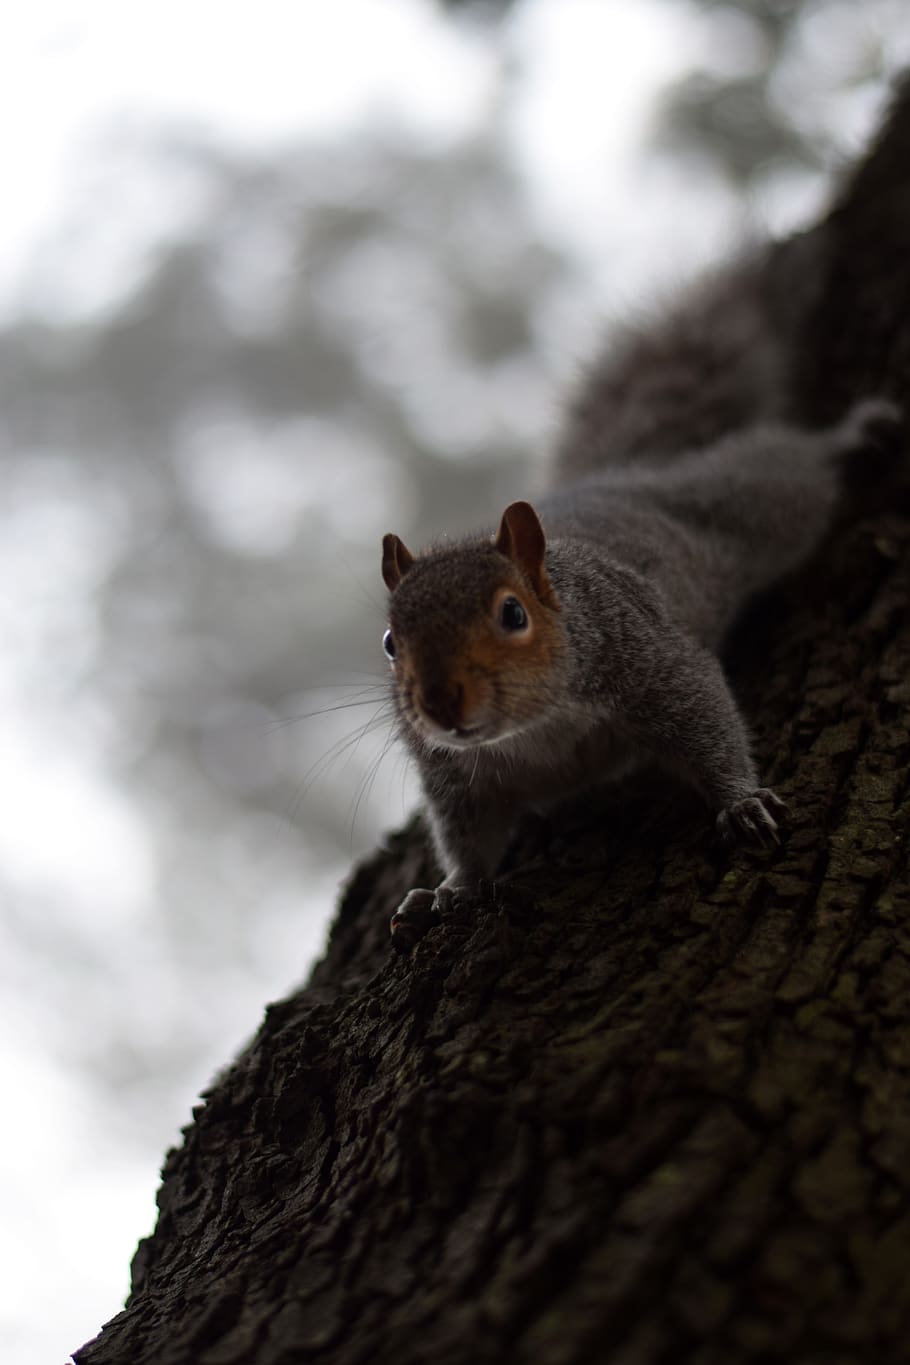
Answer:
[420,680,464,731]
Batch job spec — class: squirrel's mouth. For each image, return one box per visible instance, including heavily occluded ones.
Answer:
[416,715,533,753]
[451,723,481,739]
[422,720,484,746]
[411,711,492,749]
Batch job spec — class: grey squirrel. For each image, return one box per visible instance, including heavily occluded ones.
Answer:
[379,258,904,947]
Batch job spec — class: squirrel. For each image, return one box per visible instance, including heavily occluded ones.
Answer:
[378,254,904,948]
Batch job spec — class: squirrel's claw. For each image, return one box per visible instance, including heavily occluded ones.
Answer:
[836,399,906,484]
[390,887,441,953]
[717,788,786,849]
[838,398,905,456]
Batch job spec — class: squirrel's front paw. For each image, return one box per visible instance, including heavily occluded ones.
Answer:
[716,788,786,848]
[390,887,445,953]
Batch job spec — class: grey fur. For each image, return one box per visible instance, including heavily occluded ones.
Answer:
[382,279,903,941]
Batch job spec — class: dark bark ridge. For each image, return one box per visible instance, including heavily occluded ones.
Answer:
[76,81,910,1365]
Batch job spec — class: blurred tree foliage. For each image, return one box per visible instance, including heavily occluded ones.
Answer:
[0,123,569,1125]
[441,0,898,187]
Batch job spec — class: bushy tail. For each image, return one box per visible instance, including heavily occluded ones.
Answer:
[551,244,813,482]
[552,71,910,485]
[795,73,910,422]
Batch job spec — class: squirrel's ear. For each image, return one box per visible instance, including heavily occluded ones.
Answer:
[382,533,415,592]
[495,501,558,608]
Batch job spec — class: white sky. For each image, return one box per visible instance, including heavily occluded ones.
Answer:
[2,0,737,326]
[2,0,497,319]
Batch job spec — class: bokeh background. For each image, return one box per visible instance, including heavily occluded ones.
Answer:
[1,2,906,1360]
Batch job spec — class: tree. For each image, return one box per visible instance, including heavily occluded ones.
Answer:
[74,76,910,1365]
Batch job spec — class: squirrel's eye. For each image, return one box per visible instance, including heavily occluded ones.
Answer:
[382,628,397,661]
[499,596,528,632]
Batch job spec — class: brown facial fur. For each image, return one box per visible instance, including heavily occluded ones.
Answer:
[385,539,565,745]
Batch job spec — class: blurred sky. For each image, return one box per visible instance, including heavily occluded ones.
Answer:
[0,2,905,1362]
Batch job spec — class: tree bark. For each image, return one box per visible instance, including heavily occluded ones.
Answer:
[75,80,910,1365]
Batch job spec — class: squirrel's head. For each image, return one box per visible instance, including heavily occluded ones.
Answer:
[380,501,565,751]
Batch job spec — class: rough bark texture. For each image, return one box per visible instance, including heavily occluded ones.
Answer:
[76,82,910,1365]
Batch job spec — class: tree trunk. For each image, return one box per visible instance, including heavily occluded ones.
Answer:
[75,80,910,1365]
